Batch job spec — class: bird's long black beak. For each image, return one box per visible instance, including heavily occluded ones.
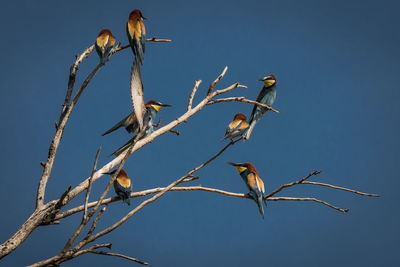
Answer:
[142,16,147,20]
[227,162,241,167]
[160,103,172,107]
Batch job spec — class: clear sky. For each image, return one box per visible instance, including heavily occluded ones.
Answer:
[0,0,399,266]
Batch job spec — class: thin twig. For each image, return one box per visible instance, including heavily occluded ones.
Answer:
[269,197,349,213]
[55,186,72,210]
[72,64,103,105]
[187,80,202,110]
[207,66,228,95]
[84,207,106,240]
[63,45,95,109]
[28,243,112,267]
[208,96,280,113]
[265,170,323,198]
[302,181,380,197]
[113,37,172,53]
[214,83,248,95]
[89,250,148,265]
[169,129,180,136]
[84,147,101,220]
[60,148,103,254]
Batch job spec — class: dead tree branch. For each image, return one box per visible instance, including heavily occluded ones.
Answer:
[89,250,149,265]
[207,96,280,113]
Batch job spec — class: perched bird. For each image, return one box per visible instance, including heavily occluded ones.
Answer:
[102,100,171,136]
[111,100,171,157]
[126,9,146,64]
[104,169,132,205]
[221,113,249,141]
[245,74,277,140]
[227,162,266,218]
[95,29,116,64]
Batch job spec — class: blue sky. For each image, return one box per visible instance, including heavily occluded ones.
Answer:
[0,0,399,266]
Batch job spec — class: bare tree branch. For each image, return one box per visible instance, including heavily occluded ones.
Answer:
[60,148,103,254]
[56,170,378,221]
[28,243,112,267]
[302,181,380,197]
[64,45,95,109]
[84,207,106,240]
[268,197,349,213]
[84,147,101,220]
[113,37,172,53]
[187,80,202,110]
[207,66,228,95]
[70,138,243,253]
[207,96,280,113]
[89,250,148,265]
[265,170,323,198]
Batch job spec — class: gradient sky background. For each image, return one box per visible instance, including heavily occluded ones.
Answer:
[0,0,399,266]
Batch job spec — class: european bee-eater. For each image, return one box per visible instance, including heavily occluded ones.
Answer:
[95,29,116,65]
[222,113,249,141]
[104,169,132,205]
[126,9,146,64]
[245,74,277,140]
[111,100,171,157]
[102,100,171,136]
[227,162,266,218]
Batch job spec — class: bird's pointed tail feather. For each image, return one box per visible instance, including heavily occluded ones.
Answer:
[244,120,257,140]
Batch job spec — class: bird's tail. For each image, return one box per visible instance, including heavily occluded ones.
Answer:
[220,135,229,142]
[256,196,265,219]
[118,192,131,205]
[100,56,106,65]
[102,114,131,136]
[123,196,131,206]
[136,51,144,65]
[110,136,136,157]
[244,120,257,140]
[135,39,145,65]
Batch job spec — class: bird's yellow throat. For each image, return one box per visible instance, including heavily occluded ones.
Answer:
[152,104,162,112]
[235,166,247,174]
[263,80,275,87]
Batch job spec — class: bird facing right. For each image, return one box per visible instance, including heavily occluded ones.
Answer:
[110,100,171,157]
[245,74,277,140]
